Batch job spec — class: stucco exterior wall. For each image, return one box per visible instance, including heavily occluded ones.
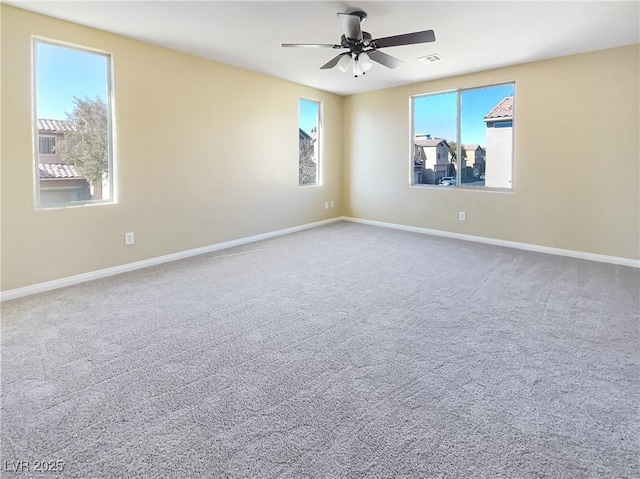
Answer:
[485,126,513,188]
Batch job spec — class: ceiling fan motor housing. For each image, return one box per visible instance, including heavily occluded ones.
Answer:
[341,31,372,51]
[349,11,368,22]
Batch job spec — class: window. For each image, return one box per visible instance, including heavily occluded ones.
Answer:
[38,135,56,155]
[299,98,320,186]
[412,83,514,189]
[34,39,115,208]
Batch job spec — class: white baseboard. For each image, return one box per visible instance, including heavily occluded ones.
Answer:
[341,216,640,268]
[3,215,636,301]
[0,217,342,302]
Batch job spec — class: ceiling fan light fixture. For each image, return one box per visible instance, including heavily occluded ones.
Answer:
[337,54,352,72]
[353,60,363,77]
[359,52,373,72]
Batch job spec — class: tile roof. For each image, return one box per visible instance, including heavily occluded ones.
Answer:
[299,128,312,141]
[39,163,83,179]
[463,144,481,150]
[484,96,513,120]
[415,138,447,147]
[38,119,76,133]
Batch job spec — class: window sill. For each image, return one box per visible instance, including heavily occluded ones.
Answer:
[408,184,514,193]
[35,199,117,211]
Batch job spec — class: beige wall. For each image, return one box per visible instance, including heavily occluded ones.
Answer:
[2,5,638,294]
[1,5,343,291]
[343,45,639,260]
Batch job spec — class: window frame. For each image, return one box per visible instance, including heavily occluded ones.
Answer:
[409,81,515,192]
[298,97,322,187]
[32,36,117,210]
[38,135,57,155]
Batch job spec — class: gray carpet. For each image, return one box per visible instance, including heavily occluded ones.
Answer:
[1,221,638,478]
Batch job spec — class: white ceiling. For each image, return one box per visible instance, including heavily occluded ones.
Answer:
[9,1,640,96]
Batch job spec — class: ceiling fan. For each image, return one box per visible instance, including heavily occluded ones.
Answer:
[282,10,435,77]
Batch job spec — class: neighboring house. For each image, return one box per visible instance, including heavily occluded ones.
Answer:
[483,97,513,188]
[299,127,318,159]
[37,119,91,205]
[299,127,312,142]
[299,128,318,184]
[414,134,454,184]
[463,144,486,179]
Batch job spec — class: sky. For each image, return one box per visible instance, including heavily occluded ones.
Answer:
[299,99,319,135]
[413,83,514,146]
[36,42,109,119]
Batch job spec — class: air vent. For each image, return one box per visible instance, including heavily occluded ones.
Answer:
[418,53,444,64]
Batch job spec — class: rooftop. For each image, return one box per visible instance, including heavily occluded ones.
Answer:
[38,119,75,133]
[484,97,513,121]
[299,128,312,141]
[415,137,448,147]
[39,163,83,179]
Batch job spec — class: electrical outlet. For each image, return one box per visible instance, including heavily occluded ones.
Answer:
[330,201,334,208]
[324,201,329,210]
[124,232,135,245]
[459,212,466,222]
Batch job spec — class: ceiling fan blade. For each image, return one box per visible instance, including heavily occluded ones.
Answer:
[337,12,363,41]
[372,30,436,49]
[367,50,403,69]
[282,43,342,48]
[320,53,348,70]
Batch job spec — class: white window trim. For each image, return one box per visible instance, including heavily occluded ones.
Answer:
[32,36,117,210]
[409,81,515,192]
[298,97,322,187]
